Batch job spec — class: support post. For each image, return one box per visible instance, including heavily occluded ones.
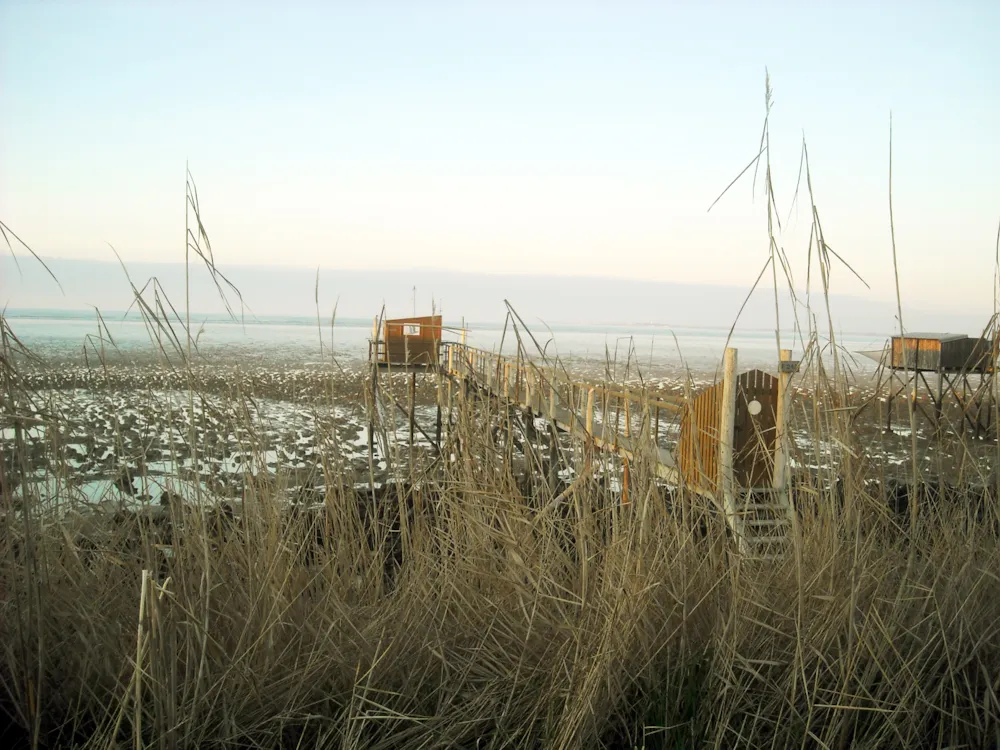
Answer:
[935,367,944,433]
[586,388,595,434]
[435,368,443,451]
[568,384,576,433]
[601,390,609,443]
[549,425,559,492]
[719,347,741,548]
[368,368,377,463]
[773,349,793,490]
[886,375,893,435]
[621,457,630,506]
[446,373,454,436]
[409,371,416,465]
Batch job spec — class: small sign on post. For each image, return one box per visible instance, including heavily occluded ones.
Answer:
[779,360,801,375]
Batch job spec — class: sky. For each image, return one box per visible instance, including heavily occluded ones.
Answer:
[2,1,999,317]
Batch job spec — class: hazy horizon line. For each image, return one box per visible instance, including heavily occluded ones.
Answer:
[12,253,898,303]
[0,305,903,341]
[5,254,994,336]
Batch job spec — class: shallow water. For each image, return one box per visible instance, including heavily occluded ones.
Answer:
[2,310,992,512]
[7,308,887,374]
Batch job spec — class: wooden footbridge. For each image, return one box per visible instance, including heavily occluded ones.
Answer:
[368,315,799,558]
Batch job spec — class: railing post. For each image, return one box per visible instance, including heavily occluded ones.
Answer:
[586,388,595,434]
[601,389,609,443]
[613,393,621,447]
[773,348,793,490]
[446,368,454,428]
[569,383,576,432]
[719,347,741,548]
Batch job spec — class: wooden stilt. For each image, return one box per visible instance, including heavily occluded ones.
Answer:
[409,371,416,466]
[368,372,376,463]
[586,388,595,434]
[548,425,559,492]
[621,457,630,506]
[435,368,443,451]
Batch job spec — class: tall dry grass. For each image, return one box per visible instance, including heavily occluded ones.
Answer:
[2,94,1000,749]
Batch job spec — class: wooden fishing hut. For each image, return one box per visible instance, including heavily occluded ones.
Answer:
[370,315,444,369]
[367,313,454,462]
[865,330,998,437]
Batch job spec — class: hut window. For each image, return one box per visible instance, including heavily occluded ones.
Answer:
[404,324,420,336]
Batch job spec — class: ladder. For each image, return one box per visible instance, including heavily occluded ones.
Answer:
[736,488,795,559]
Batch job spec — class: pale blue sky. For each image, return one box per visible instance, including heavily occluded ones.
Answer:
[2,1,998,313]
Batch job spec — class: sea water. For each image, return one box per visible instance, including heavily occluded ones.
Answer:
[4,307,888,373]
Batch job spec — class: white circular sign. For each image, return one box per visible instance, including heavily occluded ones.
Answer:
[747,399,762,416]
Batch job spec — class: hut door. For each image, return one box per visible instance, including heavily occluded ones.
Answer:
[734,369,778,488]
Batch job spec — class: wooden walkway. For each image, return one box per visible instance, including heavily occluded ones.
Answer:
[438,342,797,559]
[442,342,686,482]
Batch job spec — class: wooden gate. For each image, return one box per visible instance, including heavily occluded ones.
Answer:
[678,369,778,492]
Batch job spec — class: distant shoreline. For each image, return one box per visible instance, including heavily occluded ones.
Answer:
[2,307,891,340]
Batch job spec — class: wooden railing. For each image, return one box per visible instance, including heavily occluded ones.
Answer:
[442,342,686,448]
[440,342,798,557]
